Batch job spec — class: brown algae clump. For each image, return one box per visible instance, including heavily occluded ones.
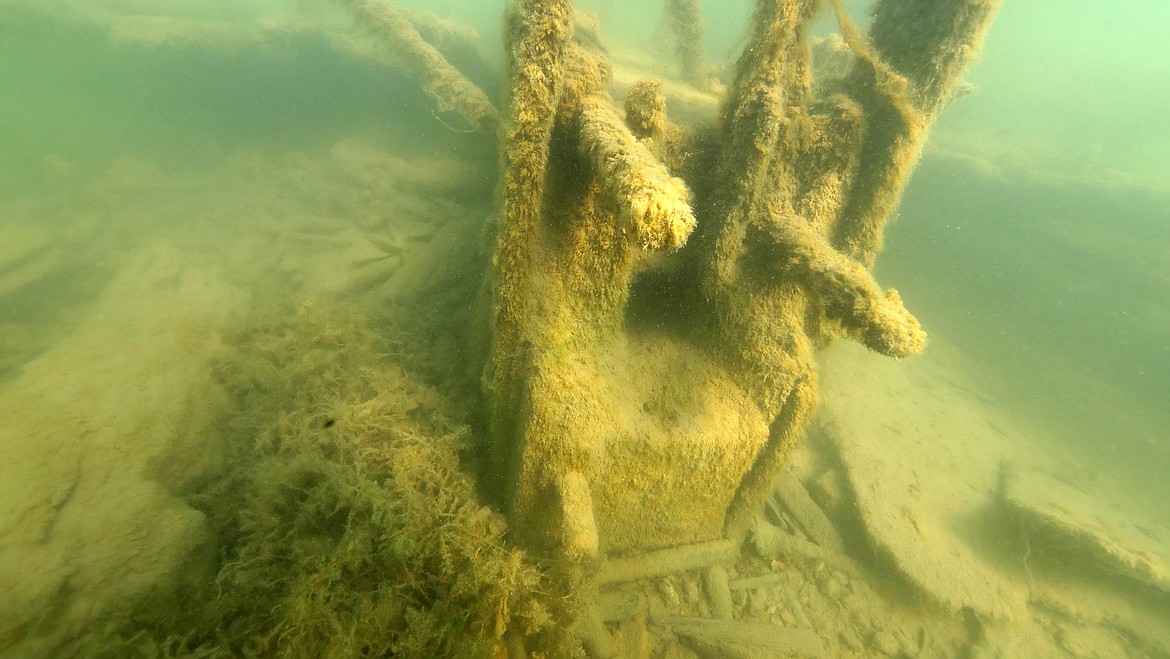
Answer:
[202,303,571,656]
[67,302,572,657]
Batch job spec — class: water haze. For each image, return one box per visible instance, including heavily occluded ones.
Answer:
[1,0,1167,656]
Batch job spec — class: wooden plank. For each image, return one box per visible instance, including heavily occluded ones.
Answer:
[653,615,823,658]
[598,539,739,585]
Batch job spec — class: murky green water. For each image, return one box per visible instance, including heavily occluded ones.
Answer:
[1,1,1167,657]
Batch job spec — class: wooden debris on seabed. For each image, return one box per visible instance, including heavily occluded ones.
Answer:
[727,572,792,592]
[805,467,847,514]
[770,465,845,553]
[598,539,740,586]
[1001,467,1170,594]
[653,615,824,658]
[616,615,653,658]
[814,341,1028,620]
[751,516,834,568]
[598,589,643,623]
[582,603,617,659]
[779,590,814,633]
[703,565,735,620]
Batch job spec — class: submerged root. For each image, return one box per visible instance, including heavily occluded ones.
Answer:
[340,0,498,133]
[578,94,696,251]
[761,213,926,357]
[624,79,667,141]
[665,0,708,86]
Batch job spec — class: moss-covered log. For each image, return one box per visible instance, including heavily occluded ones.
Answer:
[666,0,707,85]
[340,0,499,133]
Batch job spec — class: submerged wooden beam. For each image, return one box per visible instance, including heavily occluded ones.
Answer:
[340,0,499,133]
[666,0,707,85]
[598,539,740,585]
[653,615,825,658]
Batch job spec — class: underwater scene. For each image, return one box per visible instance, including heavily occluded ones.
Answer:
[1,0,1168,657]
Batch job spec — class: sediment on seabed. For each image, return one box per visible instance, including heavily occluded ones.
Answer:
[1,2,1168,658]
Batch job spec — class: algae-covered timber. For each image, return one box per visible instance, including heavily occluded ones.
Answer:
[0,0,1012,655]
[481,0,998,567]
